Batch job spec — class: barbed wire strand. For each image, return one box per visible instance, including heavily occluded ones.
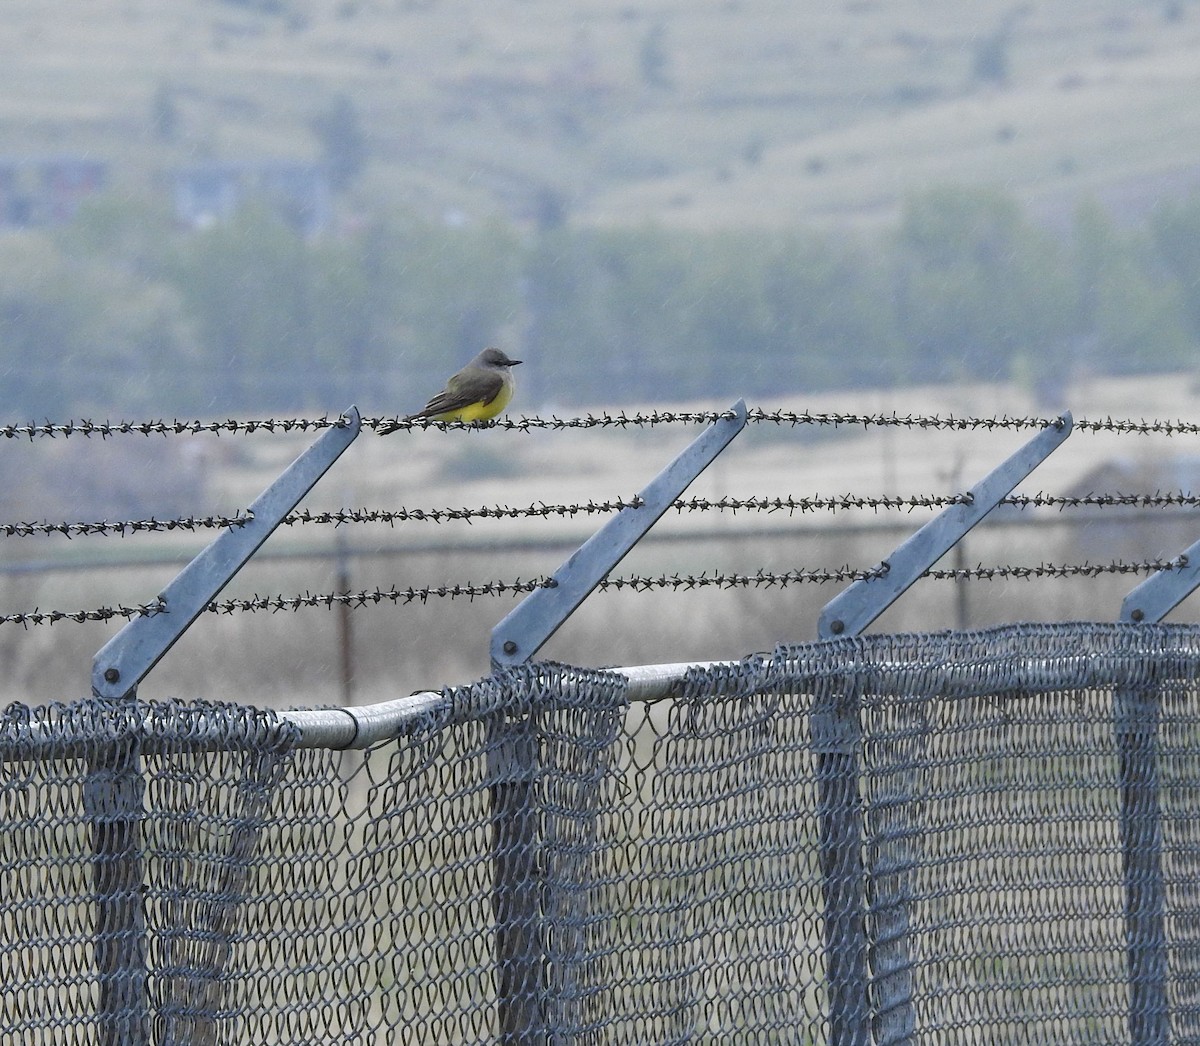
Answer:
[1,557,1187,627]
[7,490,1200,539]
[5,408,1200,440]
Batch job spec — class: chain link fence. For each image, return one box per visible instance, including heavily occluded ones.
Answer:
[3,621,1200,1043]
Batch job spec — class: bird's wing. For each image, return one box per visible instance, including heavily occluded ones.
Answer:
[407,368,505,420]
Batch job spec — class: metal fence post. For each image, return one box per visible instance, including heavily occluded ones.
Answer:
[817,414,1072,1046]
[84,694,149,1046]
[489,716,543,1044]
[488,403,746,1042]
[1114,682,1168,1046]
[811,684,871,1046]
[85,409,359,1037]
[1113,540,1200,1046]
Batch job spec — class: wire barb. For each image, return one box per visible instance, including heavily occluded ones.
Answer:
[0,513,255,538]
[0,415,349,440]
[0,598,166,627]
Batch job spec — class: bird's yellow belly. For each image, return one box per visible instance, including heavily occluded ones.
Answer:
[435,382,513,422]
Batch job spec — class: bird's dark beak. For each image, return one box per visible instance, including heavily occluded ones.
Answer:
[510,359,523,366]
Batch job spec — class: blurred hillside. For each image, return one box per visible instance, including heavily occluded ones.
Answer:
[1,0,1198,230]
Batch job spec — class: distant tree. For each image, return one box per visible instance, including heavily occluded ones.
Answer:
[150,82,180,142]
[1073,202,1192,373]
[311,94,368,191]
[524,226,699,403]
[56,192,178,272]
[639,22,672,88]
[362,212,523,397]
[1149,193,1200,345]
[971,6,1029,87]
[167,207,314,411]
[760,231,901,391]
[743,135,765,166]
[893,186,1071,384]
[0,233,197,418]
[971,32,1010,86]
[532,185,568,232]
[217,0,292,12]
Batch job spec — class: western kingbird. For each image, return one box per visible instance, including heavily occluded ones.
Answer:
[381,347,522,431]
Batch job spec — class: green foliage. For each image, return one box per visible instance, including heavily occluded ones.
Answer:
[971,32,1010,86]
[1074,202,1192,374]
[379,212,523,369]
[310,94,368,191]
[5,184,1200,421]
[639,22,672,89]
[893,187,1073,384]
[0,233,197,418]
[150,82,180,142]
[526,225,713,404]
[758,231,900,390]
[168,207,316,411]
[1149,195,1200,346]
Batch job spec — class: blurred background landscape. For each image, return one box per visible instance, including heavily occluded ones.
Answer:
[3,0,1200,702]
[2,0,1200,419]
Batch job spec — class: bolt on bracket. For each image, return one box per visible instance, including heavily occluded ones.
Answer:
[1120,542,1200,624]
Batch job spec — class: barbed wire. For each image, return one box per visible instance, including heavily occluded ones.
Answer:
[6,490,1200,539]
[744,410,1200,437]
[0,599,165,628]
[5,407,1200,440]
[360,409,1200,437]
[0,416,348,441]
[0,514,255,538]
[1,558,1187,626]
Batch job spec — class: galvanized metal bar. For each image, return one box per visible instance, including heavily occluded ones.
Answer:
[91,408,361,699]
[813,681,871,1046]
[490,715,543,1046]
[8,651,1163,759]
[85,694,149,1046]
[817,412,1073,640]
[815,413,1072,1046]
[1115,681,1169,1046]
[489,400,747,667]
[1115,549,1190,1046]
[487,403,743,1045]
[865,701,924,1046]
[1120,538,1200,625]
[334,526,355,706]
[82,409,358,1043]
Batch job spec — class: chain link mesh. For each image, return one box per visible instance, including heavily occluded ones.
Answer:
[4,625,1200,1042]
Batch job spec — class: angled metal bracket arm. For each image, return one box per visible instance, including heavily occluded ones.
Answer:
[490,400,747,667]
[91,408,362,698]
[817,411,1073,640]
[1120,538,1200,624]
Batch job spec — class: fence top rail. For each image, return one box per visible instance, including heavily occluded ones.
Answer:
[5,623,1200,755]
[287,661,727,748]
[287,621,1200,748]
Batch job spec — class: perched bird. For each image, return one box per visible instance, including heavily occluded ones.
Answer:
[381,347,522,432]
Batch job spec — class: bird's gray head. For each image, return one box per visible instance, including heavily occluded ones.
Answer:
[478,346,522,369]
